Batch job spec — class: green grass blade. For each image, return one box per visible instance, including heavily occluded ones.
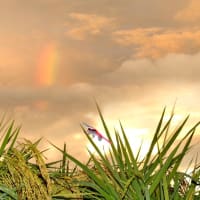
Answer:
[149,144,180,195]
[119,122,139,174]
[145,115,190,181]
[8,126,21,151]
[144,108,166,169]
[0,185,18,199]
[61,143,67,174]
[0,121,14,156]
[81,124,124,187]
[50,142,115,199]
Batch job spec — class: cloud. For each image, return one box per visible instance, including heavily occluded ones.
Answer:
[2,52,199,117]
[175,0,200,22]
[63,0,188,28]
[102,53,200,87]
[0,84,97,161]
[90,53,200,125]
[65,13,115,40]
[1,52,200,162]
[113,28,200,58]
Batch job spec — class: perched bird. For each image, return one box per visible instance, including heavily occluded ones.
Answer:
[81,122,111,143]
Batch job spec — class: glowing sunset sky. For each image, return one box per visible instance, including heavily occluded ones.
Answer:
[0,0,200,163]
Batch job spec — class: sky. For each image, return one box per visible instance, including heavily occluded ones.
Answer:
[0,0,200,165]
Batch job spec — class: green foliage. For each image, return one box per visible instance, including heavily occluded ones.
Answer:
[53,105,200,199]
[0,106,199,199]
[0,119,84,199]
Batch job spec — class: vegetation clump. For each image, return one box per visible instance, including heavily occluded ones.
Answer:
[0,106,199,199]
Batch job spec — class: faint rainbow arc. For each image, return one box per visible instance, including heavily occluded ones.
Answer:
[36,43,58,87]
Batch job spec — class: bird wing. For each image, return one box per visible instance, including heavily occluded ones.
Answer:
[81,122,111,143]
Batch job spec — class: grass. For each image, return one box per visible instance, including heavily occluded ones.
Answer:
[0,105,199,199]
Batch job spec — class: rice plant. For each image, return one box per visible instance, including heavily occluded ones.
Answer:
[53,105,200,199]
[0,105,200,199]
[0,118,85,199]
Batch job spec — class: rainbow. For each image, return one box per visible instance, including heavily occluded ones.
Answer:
[36,43,58,87]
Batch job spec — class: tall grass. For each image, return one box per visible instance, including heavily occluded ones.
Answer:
[53,105,200,199]
[0,106,199,199]
[0,119,84,199]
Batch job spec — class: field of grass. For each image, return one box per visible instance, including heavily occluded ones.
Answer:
[0,105,200,199]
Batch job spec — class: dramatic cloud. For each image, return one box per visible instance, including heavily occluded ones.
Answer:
[63,0,188,28]
[107,53,200,84]
[65,13,115,40]
[113,28,200,58]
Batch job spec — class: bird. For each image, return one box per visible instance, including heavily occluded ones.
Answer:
[81,122,111,143]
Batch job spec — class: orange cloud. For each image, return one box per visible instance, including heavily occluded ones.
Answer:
[113,28,200,58]
[175,0,200,22]
[65,13,115,40]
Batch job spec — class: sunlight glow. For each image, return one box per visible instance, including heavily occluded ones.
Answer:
[86,137,111,156]
[85,126,153,160]
[122,127,154,159]
[163,114,183,124]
